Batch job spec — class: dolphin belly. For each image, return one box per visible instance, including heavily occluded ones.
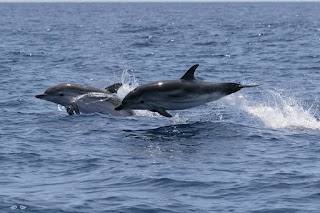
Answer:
[76,101,133,116]
[153,92,226,110]
[74,93,134,116]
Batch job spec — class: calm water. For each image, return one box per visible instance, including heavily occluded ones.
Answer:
[1,3,320,213]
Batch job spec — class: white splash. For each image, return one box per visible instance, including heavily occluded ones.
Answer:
[229,90,320,130]
[117,70,158,117]
[117,69,138,100]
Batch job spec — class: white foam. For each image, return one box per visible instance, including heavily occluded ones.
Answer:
[229,90,320,130]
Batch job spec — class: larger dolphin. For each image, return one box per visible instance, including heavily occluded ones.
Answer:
[115,64,258,117]
[36,83,134,116]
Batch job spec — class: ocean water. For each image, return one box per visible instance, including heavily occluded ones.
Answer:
[1,2,320,212]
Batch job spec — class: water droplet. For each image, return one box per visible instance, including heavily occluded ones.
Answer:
[20,205,26,209]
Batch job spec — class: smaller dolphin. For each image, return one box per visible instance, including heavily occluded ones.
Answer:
[36,83,134,116]
[115,64,258,117]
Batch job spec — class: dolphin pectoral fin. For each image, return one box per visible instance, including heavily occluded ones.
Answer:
[65,106,74,115]
[151,107,172,117]
[180,64,199,81]
[105,83,123,93]
[65,103,80,115]
[114,104,123,111]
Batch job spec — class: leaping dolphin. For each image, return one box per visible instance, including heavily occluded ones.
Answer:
[35,83,134,116]
[115,64,258,117]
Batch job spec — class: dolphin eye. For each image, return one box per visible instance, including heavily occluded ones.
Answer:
[140,100,144,104]
[59,93,64,96]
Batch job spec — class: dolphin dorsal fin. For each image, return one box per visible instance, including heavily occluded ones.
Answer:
[180,64,199,81]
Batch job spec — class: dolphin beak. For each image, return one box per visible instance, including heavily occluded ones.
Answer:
[115,104,124,111]
[35,93,47,99]
[239,84,259,88]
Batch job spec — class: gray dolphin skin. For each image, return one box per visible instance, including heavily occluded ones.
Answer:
[35,83,134,116]
[115,64,258,117]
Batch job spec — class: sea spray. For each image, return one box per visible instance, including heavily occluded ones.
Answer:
[117,69,139,100]
[224,90,320,130]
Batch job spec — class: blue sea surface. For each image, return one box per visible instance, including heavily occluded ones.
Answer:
[1,2,320,212]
